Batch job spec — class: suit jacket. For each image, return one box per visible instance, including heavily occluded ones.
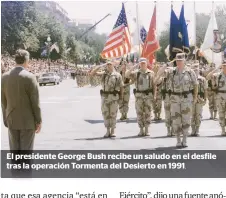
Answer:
[1,66,42,130]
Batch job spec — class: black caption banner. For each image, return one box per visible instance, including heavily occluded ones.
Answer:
[1,150,226,178]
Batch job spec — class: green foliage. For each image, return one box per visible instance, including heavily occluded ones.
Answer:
[1,1,107,64]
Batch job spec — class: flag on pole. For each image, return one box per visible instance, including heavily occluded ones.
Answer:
[200,9,222,65]
[200,11,221,53]
[169,6,183,61]
[50,42,60,53]
[131,17,147,53]
[179,4,190,53]
[101,3,131,59]
[141,5,160,64]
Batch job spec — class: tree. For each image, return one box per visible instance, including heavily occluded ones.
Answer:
[1,1,39,54]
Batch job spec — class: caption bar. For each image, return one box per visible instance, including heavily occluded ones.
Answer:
[1,150,226,178]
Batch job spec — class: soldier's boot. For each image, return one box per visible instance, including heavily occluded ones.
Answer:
[145,126,150,136]
[190,125,196,136]
[167,127,171,137]
[154,113,158,120]
[221,126,226,136]
[214,111,217,120]
[210,111,213,119]
[176,133,182,148]
[110,128,116,137]
[138,128,145,136]
[124,113,128,119]
[195,126,200,136]
[182,133,188,148]
[171,128,176,136]
[104,128,111,138]
[157,112,161,120]
[120,114,125,120]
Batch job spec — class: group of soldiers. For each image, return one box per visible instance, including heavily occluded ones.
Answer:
[74,53,226,148]
[71,69,103,87]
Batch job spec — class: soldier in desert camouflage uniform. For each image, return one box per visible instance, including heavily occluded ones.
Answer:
[156,63,174,136]
[118,61,132,121]
[190,63,208,136]
[127,58,155,136]
[90,61,123,138]
[156,53,198,147]
[206,62,226,136]
[206,63,218,119]
[153,64,163,120]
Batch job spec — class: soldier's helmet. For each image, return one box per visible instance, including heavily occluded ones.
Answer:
[175,53,186,61]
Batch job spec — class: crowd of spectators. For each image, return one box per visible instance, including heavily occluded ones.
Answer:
[1,55,74,76]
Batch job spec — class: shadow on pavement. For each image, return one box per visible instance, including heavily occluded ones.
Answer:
[74,137,112,141]
[142,146,187,150]
[151,135,174,139]
[203,135,226,138]
[202,118,218,121]
[120,135,146,140]
[140,146,179,151]
[125,118,137,123]
[84,119,104,124]
[152,119,165,124]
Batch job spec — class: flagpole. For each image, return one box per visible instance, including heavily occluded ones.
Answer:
[155,1,157,63]
[136,1,141,57]
[194,1,197,60]
[212,1,214,63]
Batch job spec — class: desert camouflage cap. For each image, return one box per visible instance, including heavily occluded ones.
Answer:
[139,57,147,63]
[106,60,113,65]
[175,53,186,61]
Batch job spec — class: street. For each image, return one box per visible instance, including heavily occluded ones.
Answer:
[1,79,226,150]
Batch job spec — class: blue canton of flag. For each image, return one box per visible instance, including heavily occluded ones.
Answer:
[140,26,147,44]
[113,3,128,29]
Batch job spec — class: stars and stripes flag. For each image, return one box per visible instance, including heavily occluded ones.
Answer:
[101,3,131,59]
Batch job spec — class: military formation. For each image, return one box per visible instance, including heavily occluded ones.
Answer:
[71,53,226,148]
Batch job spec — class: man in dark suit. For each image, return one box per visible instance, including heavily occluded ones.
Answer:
[1,49,42,151]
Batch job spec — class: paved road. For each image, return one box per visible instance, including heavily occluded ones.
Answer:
[1,79,226,150]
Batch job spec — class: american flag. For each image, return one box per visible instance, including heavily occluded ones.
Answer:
[101,3,131,59]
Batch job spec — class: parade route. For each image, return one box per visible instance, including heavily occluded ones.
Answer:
[1,79,226,150]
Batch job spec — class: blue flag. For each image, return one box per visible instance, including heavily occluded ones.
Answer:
[169,7,183,61]
[179,4,190,53]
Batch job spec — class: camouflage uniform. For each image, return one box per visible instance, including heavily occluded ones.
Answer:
[153,81,162,120]
[165,66,198,147]
[206,70,218,119]
[128,69,154,136]
[191,74,208,136]
[100,71,123,137]
[212,71,226,136]
[119,70,131,120]
[160,76,174,136]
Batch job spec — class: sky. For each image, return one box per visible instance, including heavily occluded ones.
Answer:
[57,0,226,37]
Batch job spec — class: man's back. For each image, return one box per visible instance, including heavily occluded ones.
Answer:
[1,66,41,130]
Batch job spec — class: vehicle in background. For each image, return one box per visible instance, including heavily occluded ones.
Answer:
[38,72,60,86]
